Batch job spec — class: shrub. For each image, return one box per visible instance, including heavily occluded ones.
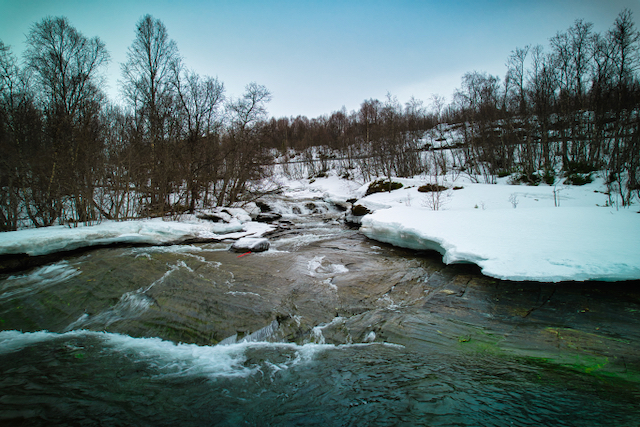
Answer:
[418,183,448,192]
[564,173,593,186]
[564,161,598,175]
[542,169,555,185]
[365,179,403,196]
[509,173,541,186]
[309,171,327,179]
[351,204,371,216]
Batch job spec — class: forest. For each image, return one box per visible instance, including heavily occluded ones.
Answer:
[1,10,639,231]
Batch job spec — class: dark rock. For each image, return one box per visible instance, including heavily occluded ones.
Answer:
[255,201,272,212]
[345,204,371,227]
[196,213,225,222]
[351,204,371,216]
[231,237,270,253]
[256,213,282,222]
[418,184,448,192]
[365,179,403,196]
[332,201,349,212]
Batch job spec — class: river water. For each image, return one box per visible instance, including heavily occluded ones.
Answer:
[1,196,639,426]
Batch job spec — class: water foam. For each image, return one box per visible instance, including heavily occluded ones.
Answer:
[0,329,333,379]
[307,256,350,276]
[0,261,81,301]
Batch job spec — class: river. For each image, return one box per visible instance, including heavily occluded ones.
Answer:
[1,196,639,426]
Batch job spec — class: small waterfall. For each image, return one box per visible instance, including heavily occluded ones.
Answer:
[242,319,279,343]
[218,319,280,345]
[306,317,346,344]
[309,325,326,344]
[64,290,156,331]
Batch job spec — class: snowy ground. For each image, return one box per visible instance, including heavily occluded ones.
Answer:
[0,171,638,282]
[356,175,640,282]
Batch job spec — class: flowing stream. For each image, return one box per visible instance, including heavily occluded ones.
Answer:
[1,195,640,426]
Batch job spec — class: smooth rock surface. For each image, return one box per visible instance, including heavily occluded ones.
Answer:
[231,237,270,252]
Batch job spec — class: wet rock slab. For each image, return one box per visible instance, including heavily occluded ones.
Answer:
[1,230,639,384]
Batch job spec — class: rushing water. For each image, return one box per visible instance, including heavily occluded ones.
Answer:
[1,196,640,426]
[1,330,638,426]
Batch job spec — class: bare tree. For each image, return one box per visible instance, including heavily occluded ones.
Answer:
[454,71,503,182]
[550,19,594,165]
[0,41,28,230]
[121,14,180,215]
[607,9,640,206]
[356,98,381,181]
[217,82,272,205]
[172,64,225,212]
[24,16,109,225]
[589,32,615,165]
[528,45,558,169]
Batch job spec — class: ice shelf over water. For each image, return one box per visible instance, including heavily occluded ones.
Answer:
[0,213,273,257]
[361,205,640,282]
[357,175,640,282]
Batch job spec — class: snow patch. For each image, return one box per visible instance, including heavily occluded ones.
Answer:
[231,237,270,253]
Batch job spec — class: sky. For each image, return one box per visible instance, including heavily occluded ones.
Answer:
[1,0,639,118]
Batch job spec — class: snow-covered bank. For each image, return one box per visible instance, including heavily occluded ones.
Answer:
[0,213,273,257]
[0,174,356,259]
[357,176,640,282]
[361,206,640,282]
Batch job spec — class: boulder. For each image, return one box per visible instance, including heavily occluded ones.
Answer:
[351,204,371,216]
[345,204,372,227]
[255,201,272,212]
[231,237,270,253]
[256,213,282,223]
[196,213,226,223]
[418,183,448,192]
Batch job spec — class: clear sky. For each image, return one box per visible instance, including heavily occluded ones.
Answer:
[1,0,639,118]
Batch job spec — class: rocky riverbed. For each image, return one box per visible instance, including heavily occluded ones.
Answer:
[1,207,639,425]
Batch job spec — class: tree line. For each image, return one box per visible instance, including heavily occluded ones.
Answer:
[451,9,640,206]
[2,10,640,231]
[1,14,271,231]
[260,9,640,206]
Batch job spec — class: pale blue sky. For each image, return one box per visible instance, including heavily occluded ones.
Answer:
[1,0,639,118]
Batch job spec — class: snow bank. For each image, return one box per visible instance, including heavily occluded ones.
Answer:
[361,206,640,282]
[0,212,273,257]
[359,176,640,282]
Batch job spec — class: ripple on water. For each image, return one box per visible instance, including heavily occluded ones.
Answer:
[0,330,638,426]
